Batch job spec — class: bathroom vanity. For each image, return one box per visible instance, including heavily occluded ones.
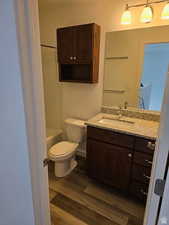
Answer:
[86,111,159,201]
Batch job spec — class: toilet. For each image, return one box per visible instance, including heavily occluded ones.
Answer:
[48,118,85,177]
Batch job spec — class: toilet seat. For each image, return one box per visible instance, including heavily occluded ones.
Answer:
[48,141,78,160]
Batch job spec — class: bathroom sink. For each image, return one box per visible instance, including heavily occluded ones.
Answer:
[98,118,135,126]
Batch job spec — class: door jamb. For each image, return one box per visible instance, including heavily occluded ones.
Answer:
[144,69,169,225]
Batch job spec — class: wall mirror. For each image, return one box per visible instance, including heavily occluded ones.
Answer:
[103,25,169,112]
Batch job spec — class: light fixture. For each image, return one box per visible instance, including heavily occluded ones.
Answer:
[121,4,132,25]
[121,0,169,25]
[161,2,169,20]
[140,1,153,23]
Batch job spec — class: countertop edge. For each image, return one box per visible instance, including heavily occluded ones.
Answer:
[85,122,157,141]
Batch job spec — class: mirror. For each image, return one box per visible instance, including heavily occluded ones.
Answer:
[103,25,169,112]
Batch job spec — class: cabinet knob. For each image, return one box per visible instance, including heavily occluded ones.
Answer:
[128,153,132,158]
[140,189,148,196]
[73,56,76,60]
[145,159,152,165]
[147,141,155,150]
[70,56,73,60]
[143,174,150,180]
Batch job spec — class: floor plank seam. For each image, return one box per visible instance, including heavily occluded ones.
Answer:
[49,165,144,225]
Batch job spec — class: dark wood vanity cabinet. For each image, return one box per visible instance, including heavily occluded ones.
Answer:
[87,126,155,201]
[87,139,132,190]
[87,126,134,192]
[57,23,100,83]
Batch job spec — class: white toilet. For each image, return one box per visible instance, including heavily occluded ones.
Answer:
[48,118,85,177]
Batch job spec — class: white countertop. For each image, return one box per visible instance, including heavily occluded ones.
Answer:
[85,113,159,140]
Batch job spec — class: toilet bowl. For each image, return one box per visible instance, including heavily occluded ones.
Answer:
[48,141,78,177]
[48,118,85,177]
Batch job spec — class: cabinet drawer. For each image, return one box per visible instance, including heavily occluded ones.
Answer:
[134,152,153,167]
[132,164,151,183]
[130,181,149,201]
[134,137,155,154]
[87,126,134,148]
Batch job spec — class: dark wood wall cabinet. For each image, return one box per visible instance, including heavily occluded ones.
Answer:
[87,126,156,202]
[57,23,100,83]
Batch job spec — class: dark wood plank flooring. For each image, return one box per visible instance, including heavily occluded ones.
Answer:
[48,159,145,225]
[51,193,119,225]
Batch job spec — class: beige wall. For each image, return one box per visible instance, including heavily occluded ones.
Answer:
[41,47,62,129]
[39,0,116,128]
[38,0,169,128]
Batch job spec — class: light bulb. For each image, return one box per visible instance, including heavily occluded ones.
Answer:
[161,3,169,20]
[140,6,153,23]
[121,8,132,25]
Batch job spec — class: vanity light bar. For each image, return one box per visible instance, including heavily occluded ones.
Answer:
[127,0,168,9]
[121,0,169,24]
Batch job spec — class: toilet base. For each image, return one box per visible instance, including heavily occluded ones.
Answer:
[54,158,77,178]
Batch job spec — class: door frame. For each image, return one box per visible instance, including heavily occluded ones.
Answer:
[157,164,169,225]
[144,67,169,225]
[14,1,50,225]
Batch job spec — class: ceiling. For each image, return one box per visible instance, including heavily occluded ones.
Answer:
[39,0,97,6]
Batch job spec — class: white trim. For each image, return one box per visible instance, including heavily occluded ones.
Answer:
[157,166,169,225]
[14,1,50,225]
[144,68,169,225]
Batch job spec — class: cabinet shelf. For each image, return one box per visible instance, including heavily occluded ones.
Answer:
[59,64,92,83]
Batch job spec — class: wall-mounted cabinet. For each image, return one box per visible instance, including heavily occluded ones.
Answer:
[57,23,100,83]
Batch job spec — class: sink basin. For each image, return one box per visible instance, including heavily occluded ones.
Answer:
[98,118,135,126]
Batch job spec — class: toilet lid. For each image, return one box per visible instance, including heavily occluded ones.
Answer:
[49,141,78,158]
[65,118,85,128]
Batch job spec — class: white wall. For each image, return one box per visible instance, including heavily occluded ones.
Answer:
[0,2,35,225]
[38,0,169,127]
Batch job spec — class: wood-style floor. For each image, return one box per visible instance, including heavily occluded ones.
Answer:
[48,159,145,225]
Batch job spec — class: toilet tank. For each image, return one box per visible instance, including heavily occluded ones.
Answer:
[65,118,86,143]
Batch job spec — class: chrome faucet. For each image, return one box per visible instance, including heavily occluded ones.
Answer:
[124,101,128,109]
[118,105,123,119]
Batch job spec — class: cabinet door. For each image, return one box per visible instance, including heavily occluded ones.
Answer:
[57,27,75,64]
[87,139,132,191]
[130,181,148,201]
[75,24,93,63]
[105,144,132,190]
[87,139,107,181]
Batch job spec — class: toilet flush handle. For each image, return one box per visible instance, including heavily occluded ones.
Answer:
[43,158,50,167]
